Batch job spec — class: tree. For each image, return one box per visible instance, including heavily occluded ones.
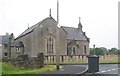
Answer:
[90,48,94,55]
[95,48,104,56]
[109,47,118,55]
[90,47,104,56]
[90,47,119,55]
[100,47,108,55]
[117,50,120,55]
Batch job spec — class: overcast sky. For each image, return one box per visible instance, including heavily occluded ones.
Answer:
[0,0,119,49]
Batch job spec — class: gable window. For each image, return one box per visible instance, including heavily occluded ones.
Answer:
[46,34,55,54]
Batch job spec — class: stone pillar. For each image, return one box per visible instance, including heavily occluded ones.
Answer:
[37,53,44,68]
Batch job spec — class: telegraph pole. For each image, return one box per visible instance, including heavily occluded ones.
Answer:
[56,0,60,70]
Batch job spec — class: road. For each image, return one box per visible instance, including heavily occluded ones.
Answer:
[96,64,119,74]
[40,65,87,74]
[76,64,120,76]
[13,64,119,76]
[72,64,119,74]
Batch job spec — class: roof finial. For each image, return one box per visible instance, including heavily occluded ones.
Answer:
[28,23,29,29]
[49,8,51,17]
[78,17,82,29]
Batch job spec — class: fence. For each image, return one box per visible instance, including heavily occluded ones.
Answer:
[44,55,88,64]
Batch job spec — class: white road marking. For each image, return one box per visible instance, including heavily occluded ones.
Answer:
[100,71,106,73]
[96,68,119,74]
[107,70,111,72]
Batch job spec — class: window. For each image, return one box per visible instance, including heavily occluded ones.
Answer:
[16,48,20,52]
[46,34,55,53]
[67,46,71,55]
[72,46,76,55]
[4,53,8,57]
[4,44,8,48]
[84,45,86,55]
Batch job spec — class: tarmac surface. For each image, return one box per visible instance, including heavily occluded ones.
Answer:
[40,65,88,74]
[39,64,119,76]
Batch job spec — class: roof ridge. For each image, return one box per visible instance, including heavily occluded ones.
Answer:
[61,26,77,29]
[28,17,56,29]
[15,17,57,40]
[61,26,88,41]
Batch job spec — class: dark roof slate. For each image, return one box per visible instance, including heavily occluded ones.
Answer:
[0,35,9,44]
[16,17,56,39]
[16,23,38,39]
[11,42,23,47]
[61,26,88,41]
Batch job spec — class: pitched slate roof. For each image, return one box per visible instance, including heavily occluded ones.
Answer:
[16,22,38,39]
[16,19,43,39]
[11,42,23,47]
[61,26,88,41]
[16,17,56,39]
[0,35,9,44]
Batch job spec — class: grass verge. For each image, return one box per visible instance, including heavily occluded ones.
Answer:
[1,62,63,74]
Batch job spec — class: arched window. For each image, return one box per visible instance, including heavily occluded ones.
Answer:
[84,45,86,55]
[72,46,76,55]
[46,34,55,54]
[4,52,8,57]
[16,47,20,52]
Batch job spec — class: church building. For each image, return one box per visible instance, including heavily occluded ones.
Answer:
[1,7,90,59]
[9,14,90,58]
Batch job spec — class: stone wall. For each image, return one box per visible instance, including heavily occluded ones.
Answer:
[10,53,44,69]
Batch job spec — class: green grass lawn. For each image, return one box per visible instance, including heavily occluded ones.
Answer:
[1,62,63,74]
[99,60,120,64]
